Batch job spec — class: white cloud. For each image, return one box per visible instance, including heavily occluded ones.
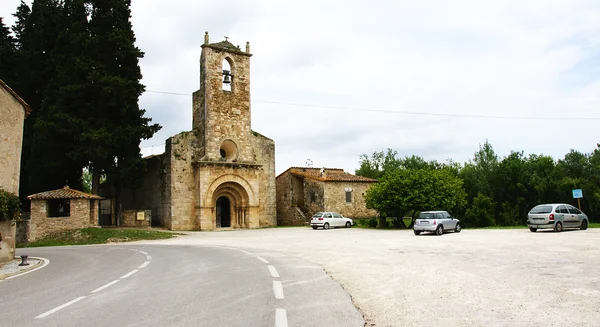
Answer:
[1,0,599,174]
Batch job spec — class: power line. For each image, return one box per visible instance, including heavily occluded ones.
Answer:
[144,90,600,121]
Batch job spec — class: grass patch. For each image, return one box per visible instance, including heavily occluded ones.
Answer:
[589,223,600,228]
[19,228,178,248]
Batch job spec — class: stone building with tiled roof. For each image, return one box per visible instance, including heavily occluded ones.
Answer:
[276,167,378,226]
[121,33,276,230]
[0,79,30,263]
[27,186,102,241]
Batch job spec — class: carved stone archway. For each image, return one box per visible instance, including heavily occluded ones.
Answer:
[210,181,251,228]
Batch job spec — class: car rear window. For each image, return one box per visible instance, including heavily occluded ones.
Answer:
[419,213,435,219]
[312,212,323,218]
[529,205,553,214]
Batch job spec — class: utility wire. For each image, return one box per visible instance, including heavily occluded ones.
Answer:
[145,90,600,121]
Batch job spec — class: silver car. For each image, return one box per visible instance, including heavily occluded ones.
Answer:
[310,212,353,230]
[413,211,461,235]
[527,203,589,232]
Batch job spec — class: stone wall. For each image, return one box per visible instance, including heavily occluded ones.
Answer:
[276,171,302,226]
[0,221,16,263]
[121,155,164,227]
[194,42,253,163]
[324,182,377,219]
[0,85,25,196]
[164,132,198,231]
[250,132,276,227]
[16,213,30,245]
[303,178,325,219]
[29,199,99,242]
[122,210,151,228]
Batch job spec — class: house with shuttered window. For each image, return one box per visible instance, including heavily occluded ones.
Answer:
[276,167,377,226]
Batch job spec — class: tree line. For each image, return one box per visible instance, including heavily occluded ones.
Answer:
[0,0,160,209]
[356,141,600,228]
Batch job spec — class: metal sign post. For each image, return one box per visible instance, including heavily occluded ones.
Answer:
[572,189,583,210]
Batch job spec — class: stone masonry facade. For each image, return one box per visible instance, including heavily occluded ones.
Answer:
[0,79,29,263]
[124,33,276,231]
[29,198,100,242]
[276,168,378,226]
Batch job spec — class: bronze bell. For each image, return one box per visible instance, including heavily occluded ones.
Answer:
[222,70,232,84]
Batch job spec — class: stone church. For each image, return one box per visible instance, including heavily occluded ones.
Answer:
[122,33,276,230]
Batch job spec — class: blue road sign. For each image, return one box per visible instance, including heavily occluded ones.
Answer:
[572,189,583,199]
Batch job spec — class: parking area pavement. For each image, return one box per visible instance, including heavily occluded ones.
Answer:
[152,227,600,327]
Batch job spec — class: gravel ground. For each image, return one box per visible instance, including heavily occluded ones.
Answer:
[0,257,42,279]
[147,227,600,327]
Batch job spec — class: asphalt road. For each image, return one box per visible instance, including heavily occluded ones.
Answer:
[0,244,364,327]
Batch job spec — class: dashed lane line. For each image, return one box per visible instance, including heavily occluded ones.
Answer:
[273,281,284,299]
[120,269,139,279]
[275,308,288,327]
[138,261,151,269]
[256,256,270,264]
[34,248,151,320]
[35,296,87,319]
[91,280,120,294]
[268,265,280,278]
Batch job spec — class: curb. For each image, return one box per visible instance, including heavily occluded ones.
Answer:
[0,257,44,280]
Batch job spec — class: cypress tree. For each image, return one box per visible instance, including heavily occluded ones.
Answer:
[82,0,160,197]
[16,0,65,204]
[0,17,17,85]
[30,0,93,193]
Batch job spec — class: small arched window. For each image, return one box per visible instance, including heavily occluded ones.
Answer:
[222,58,233,92]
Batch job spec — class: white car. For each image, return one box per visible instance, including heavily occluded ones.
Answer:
[527,203,589,232]
[413,211,461,235]
[310,212,353,230]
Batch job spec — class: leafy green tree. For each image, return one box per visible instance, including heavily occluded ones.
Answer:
[356,149,401,179]
[464,193,495,227]
[365,168,467,228]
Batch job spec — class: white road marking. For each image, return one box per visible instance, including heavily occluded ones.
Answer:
[138,261,151,269]
[6,257,50,280]
[268,265,280,278]
[256,256,269,264]
[146,255,152,261]
[91,280,120,293]
[35,296,87,319]
[273,281,284,299]
[138,251,149,255]
[121,269,139,279]
[275,308,288,327]
[239,250,253,255]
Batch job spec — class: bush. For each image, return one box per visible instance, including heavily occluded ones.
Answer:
[368,217,378,228]
[0,188,21,221]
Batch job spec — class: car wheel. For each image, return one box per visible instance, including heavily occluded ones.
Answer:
[454,223,461,233]
[323,222,330,230]
[581,220,588,230]
[529,227,537,232]
[435,225,443,235]
[312,226,317,230]
[345,221,351,228]
[413,230,421,235]
[554,222,563,233]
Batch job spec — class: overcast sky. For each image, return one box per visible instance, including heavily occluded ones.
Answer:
[2,1,600,175]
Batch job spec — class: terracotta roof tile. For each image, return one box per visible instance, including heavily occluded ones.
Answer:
[285,167,377,183]
[0,79,31,116]
[27,186,102,200]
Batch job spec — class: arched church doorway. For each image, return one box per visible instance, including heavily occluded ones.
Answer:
[210,180,251,229]
[216,196,231,228]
